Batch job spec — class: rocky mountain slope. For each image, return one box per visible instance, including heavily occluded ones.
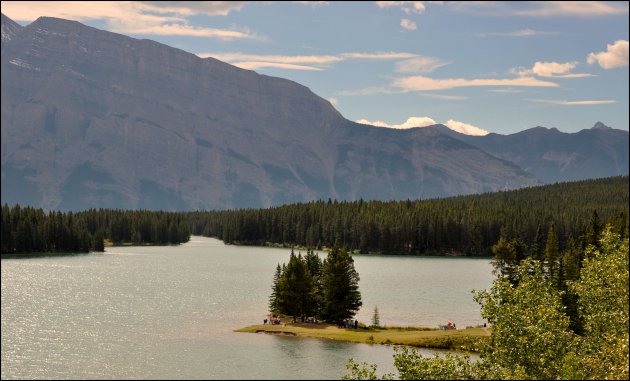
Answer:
[0,13,567,211]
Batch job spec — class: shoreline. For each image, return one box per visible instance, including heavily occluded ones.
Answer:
[236,323,490,351]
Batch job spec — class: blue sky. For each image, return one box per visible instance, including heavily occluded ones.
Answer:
[3,1,628,134]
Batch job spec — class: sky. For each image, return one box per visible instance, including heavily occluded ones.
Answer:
[2,1,628,135]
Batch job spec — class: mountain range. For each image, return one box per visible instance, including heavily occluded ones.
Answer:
[1,14,627,211]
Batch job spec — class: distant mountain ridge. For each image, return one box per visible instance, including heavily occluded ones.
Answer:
[0,14,626,211]
[427,122,628,184]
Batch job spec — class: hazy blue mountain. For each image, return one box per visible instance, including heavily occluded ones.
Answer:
[1,14,540,210]
[427,123,628,184]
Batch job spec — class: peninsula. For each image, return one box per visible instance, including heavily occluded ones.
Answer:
[236,323,490,351]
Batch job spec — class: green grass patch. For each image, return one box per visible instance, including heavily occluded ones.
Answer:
[236,323,490,351]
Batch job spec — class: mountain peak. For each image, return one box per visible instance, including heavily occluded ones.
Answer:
[1,13,23,42]
[592,121,612,130]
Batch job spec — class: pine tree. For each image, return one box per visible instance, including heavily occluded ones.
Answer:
[583,210,602,251]
[269,263,283,314]
[561,234,584,334]
[545,224,560,284]
[277,252,314,322]
[372,306,380,327]
[320,247,362,324]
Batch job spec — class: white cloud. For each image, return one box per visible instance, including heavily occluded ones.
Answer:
[515,1,629,17]
[444,119,489,135]
[328,97,338,105]
[531,61,575,76]
[529,99,617,105]
[356,116,488,135]
[232,62,323,71]
[395,57,450,74]
[198,52,343,65]
[137,2,248,17]
[587,40,629,69]
[356,116,437,129]
[400,18,417,30]
[198,51,420,71]
[475,28,557,37]
[2,1,150,22]
[121,23,262,40]
[340,52,418,60]
[392,75,559,91]
[511,61,594,78]
[291,1,330,8]
[532,61,576,76]
[376,1,426,15]
[1,1,259,40]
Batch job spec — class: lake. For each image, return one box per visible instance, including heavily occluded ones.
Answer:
[1,236,494,379]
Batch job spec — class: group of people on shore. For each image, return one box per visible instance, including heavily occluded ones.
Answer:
[340,318,358,329]
[264,315,282,325]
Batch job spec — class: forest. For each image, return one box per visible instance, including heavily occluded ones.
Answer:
[1,205,190,254]
[187,176,629,256]
[2,176,627,256]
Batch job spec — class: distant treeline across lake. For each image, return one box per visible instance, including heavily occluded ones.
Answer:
[2,176,628,256]
[187,176,629,256]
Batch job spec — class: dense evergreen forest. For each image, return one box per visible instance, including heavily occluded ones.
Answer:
[1,205,190,254]
[187,176,629,256]
[3,176,627,256]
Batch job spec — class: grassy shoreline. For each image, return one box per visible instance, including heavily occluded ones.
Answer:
[236,323,490,351]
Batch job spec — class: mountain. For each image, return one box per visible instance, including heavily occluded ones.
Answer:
[2,14,539,210]
[1,13,22,43]
[427,123,629,184]
[591,121,612,130]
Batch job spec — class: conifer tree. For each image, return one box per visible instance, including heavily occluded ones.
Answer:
[545,224,560,284]
[372,306,380,327]
[320,247,362,324]
[269,263,283,314]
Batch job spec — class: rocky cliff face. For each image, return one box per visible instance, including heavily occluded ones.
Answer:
[1,14,540,210]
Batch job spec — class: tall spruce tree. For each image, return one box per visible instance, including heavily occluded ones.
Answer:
[320,247,362,324]
[561,233,584,334]
[277,252,315,322]
[269,263,283,314]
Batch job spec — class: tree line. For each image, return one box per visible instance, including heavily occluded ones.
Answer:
[269,247,362,325]
[1,204,190,254]
[187,176,629,256]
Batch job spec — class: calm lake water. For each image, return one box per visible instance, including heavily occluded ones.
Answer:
[1,236,494,379]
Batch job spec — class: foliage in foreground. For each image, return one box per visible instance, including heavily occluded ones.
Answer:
[344,226,629,380]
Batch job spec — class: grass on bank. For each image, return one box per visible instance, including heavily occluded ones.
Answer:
[236,323,490,351]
